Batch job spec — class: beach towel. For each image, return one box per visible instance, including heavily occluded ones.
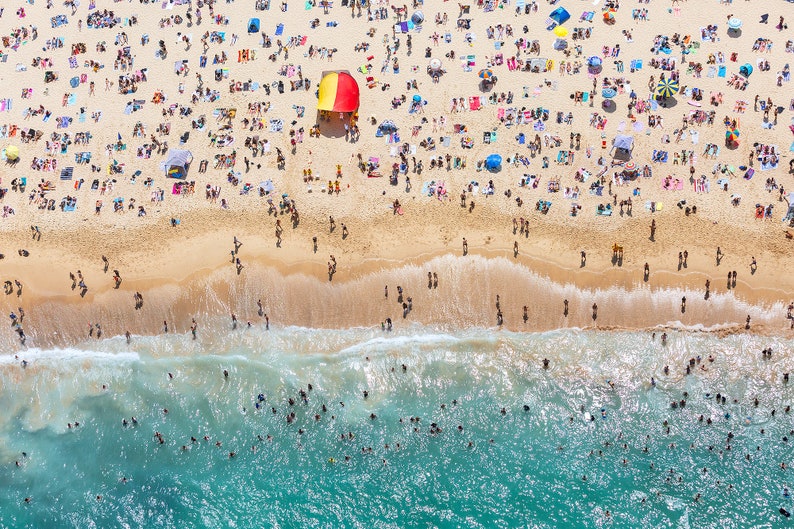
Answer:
[60,166,74,180]
[645,201,663,212]
[67,93,77,106]
[275,24,284,36]
[718,66,726,78]
[468,97,480,111]
[661,178,683,190]
[596,204,612,216]
[690,130,699,144]
[441,136,451,147]
[269,119,283,132]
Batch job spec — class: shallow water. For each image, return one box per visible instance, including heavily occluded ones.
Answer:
[1,326,793,528]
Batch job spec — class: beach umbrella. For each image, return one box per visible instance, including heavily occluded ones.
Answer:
[624,161,636,171]
[726,129,740,143]
[411,11,424,25]
[412,94,422,102]
[5,145,19,161]
[601,88,617,99]
[428,58,442,71]
[553,25,568,37]
[259,180,274,193]
[478,68,494,80]
[552,38,568,50]
[317,71,360,112]
[485,154,502,171]
[727,17,742,30]
[587,56,602,68]
[655,78,679,98]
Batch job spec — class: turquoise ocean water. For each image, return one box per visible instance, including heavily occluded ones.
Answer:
[1,325,793,528]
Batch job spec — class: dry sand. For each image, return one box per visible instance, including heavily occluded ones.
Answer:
[0,0,793,348]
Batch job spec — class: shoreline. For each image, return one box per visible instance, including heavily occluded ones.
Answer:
[2,213,792,350]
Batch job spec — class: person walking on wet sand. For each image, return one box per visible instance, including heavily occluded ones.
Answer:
[650,219,656,240]
[257,299,264,317]
[462,238,468,255]
[592,303,598,320]
[191,318,198,340]
[681,296,686,313]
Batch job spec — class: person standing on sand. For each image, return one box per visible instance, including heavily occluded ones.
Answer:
[462,238,468,255]
[650,219,656,240]
[191,318,197,340]
[257,299,264,317]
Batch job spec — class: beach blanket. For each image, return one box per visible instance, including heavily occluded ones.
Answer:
[275,24,284,36]
[596,204,613,216]
[645,201,664,212]
[59,166,74,180]
[661,178,683,190]
[269,119,283,132]
[652,150,668,163]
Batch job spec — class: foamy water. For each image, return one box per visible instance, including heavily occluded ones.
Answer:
[1,326,793,527]
[8,254,790,352]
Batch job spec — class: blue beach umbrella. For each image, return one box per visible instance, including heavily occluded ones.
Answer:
[412,94,422,102]
[602,88,617,99]
[478,68,494,80]
[727,17,742,30]
[485,154,502,171]
[587,56,602,68]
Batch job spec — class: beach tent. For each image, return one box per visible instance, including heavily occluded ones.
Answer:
[549,7,570,26]
[160,149,193,179]
[248,18,260,33]
[485,154,502,171]
[411,11,424,25]
[739,64,753,77]
[317,71,360,112]
[611,135,634,160]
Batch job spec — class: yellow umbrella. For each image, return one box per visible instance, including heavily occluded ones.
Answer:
[5,145,19,161]
[553,25,568,38]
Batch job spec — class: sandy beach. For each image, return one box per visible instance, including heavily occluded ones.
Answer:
[1,0,794,348]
